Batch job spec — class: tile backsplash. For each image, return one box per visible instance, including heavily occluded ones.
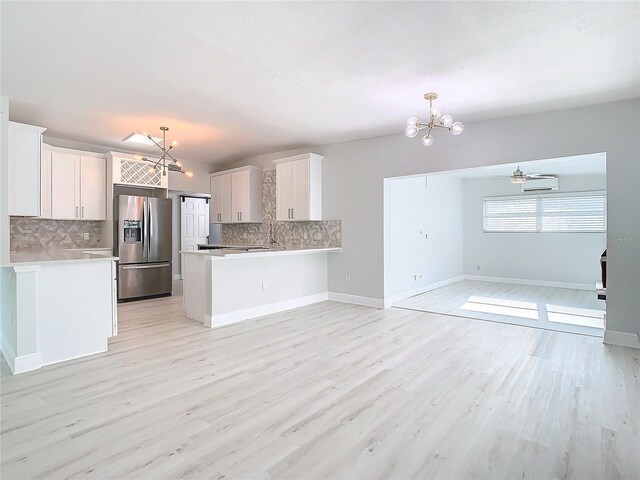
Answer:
[10,218,102,252]
[222,170,342,248]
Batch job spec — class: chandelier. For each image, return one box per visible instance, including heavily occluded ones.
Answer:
[405,93,464,146]
[132,126,193,177]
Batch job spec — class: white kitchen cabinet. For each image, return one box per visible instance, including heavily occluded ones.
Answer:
[40,146,52,219]
[51,151,80,219]
[8,121,47,216]
[210,166,262,224]
[210,174,232,224]
[79,156,106,220]
[51,148,106,220]
[274,153,323,221]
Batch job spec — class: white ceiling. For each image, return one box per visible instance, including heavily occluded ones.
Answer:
[439,152,606,180]
[2,2,638,165]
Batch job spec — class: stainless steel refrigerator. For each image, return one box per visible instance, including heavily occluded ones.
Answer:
[116,195,172,301]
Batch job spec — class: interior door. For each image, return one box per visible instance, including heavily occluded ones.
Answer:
[51,151,80,219]
[181,197,210,251]
[148,197,172,262]
[80,156,106,220]
[231,170,250,222]
[276,162,293,221]
[292,158,309,221]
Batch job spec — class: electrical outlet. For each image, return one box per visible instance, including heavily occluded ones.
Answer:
[414,275,417,281]
[345,274,351,283]
[314,232,322,240]
[262,281,268,292]
[303,232,308,240]
[83,233,90,240]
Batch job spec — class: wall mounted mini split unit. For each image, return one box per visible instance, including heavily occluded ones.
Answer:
[521,177,558,192]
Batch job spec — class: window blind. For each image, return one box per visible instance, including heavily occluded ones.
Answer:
[540,192,606,232]
[483,191,606,233]
[483,197,538,232]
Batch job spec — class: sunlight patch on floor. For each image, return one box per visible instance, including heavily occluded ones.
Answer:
[461,297,539,320]
[546,303,605,328]
[459,295,605,329]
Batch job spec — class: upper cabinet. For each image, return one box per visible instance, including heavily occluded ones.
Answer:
[274,153,323,222]
[40,146,52,219]
[48,147,106,220]
[210,166,262,224]
[210,173,232,224]
[79,156,107,220]
[8,121,47,216]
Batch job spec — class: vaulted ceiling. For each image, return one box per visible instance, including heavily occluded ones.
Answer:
[2,1,638,165]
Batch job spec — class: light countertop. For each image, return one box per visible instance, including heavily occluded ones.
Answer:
[7,248,118,267]
[181,246,341,260]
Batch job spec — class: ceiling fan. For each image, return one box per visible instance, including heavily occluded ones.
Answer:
[502,166,557,184]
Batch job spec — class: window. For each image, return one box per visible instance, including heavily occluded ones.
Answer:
[483,191,606,233]
[483,196,538,232]
[540,193,606,232]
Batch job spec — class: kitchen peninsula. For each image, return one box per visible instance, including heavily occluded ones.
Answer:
[2,248,118,374]
[182,246,341,327]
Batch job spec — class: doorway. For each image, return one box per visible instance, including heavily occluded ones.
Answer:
[384,153,607,337]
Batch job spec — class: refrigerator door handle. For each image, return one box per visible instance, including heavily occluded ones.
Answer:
[148,198,152,260]
[143,198,149,262]
[122,263,171,270]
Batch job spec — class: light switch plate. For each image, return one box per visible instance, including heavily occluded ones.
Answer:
[83,233,90,240]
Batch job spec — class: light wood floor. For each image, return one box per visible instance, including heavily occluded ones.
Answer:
[1,284,638,479]
[395,280,606,337]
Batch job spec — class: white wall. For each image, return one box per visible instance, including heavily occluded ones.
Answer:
[463,175,606,287]
[384,175,463,300]
[168,161,211,193]
[0,96,17,362]
[0,96,9,264]
[219,99,640,339]
[169,192,182,278]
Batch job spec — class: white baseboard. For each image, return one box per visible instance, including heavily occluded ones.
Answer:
[463,275,592,291]
[207,292,329,328]
[172,274,182,281]
[389,275,465,305]
[13,353,42,374]
[0,334,17,374]
[603,330,640,349]
[328,292,388,309]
